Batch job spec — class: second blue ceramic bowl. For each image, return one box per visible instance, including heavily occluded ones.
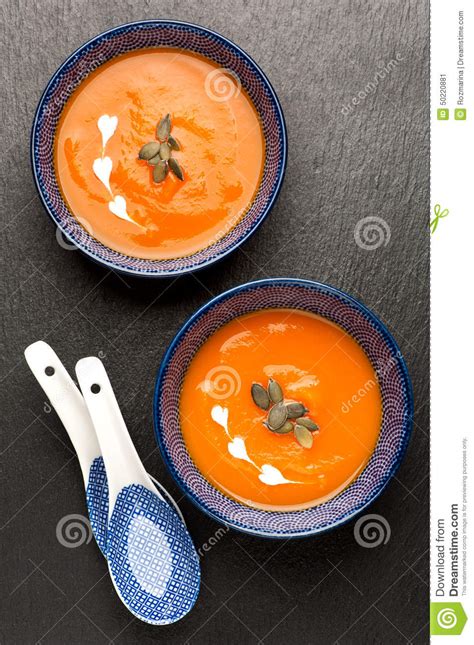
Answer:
[31,20,287,277]
[153,279,413,538]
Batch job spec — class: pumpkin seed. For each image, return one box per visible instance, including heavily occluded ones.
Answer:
[159,142,171,161]
[267,402,288,430]
[296,417,319,432]
[153,160,169,183]
[268,378,283,404]
[148,154,162,165]
[286,402,309,418]
[168,135,180,151]
[294,424,313,449]
[156,113,171,141]
[251,383,270,410]
[139,141,161,160]
[272,420,294,434]
[169,157,184,181]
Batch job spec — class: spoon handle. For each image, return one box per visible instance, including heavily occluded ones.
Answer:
[75,356,154,510]
[24,341,101,484]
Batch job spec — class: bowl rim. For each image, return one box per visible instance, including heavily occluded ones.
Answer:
[30,19,288,278]
[153,278,414,538]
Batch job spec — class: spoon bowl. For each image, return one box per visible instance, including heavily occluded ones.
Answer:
[107,484,200,624]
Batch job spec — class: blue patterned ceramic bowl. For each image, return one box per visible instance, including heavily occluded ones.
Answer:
[31,21,287,277]
[153,279,413,538]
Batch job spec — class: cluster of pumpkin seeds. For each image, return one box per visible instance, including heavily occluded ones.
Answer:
[138,114,184,183]
[251,379,319,449]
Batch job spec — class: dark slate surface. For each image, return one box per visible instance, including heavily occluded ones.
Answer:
[0,1,429,643]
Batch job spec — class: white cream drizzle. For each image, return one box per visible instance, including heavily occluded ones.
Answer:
[92,156,113,194]
[108,195,135,223]
[98,114,118,151]
[93,114,142,227]
[211,404,301,487]
[258,464,299,486]
[211,405,230,436]
[212,405,256,465]
[227,436,257,467]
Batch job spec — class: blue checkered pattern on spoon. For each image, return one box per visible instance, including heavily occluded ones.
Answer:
[76,356,200,625]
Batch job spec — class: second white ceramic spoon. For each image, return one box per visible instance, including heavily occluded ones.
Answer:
[76,356,200,625]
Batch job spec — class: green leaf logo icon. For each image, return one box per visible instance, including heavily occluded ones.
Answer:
[430,204,449,234]
[430,602,467,636]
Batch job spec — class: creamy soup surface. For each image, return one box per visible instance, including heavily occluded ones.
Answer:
[180,308,382,511]
[55,49,264,259]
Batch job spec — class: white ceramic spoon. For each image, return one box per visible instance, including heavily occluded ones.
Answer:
[25,341,109,554]
[76,356,200,625]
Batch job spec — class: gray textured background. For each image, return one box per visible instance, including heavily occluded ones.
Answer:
[0,1,429,643]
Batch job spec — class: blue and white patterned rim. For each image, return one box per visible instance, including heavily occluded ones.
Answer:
[153,279,414,538]
[31,20,287,277]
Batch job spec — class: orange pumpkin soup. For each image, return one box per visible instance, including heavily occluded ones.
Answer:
[180,309,382,511]
[54,49,264,260]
